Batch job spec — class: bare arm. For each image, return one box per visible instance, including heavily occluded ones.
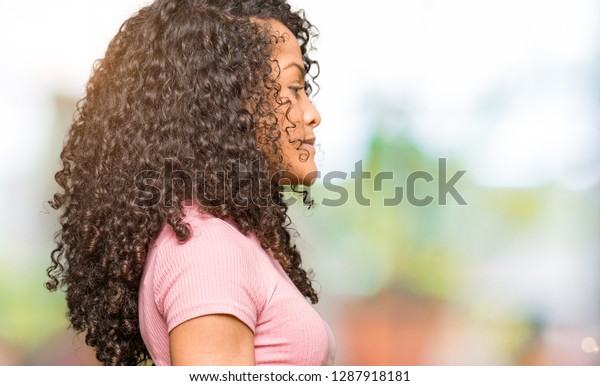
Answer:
[169,313,256,366]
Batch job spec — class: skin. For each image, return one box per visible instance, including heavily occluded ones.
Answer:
[169,19,320,366]
[170,314,255,365]
[268,19,322,186]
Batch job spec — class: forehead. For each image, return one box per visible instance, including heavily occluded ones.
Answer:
[267,19,302,65]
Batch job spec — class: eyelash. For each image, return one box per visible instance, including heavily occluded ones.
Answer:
[289,85,305,97]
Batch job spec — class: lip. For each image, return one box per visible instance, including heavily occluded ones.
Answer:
[301,143,315,152]
[300,139,316,153]
[303,137,316,146]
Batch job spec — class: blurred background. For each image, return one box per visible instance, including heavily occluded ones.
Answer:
[0,0,598,365]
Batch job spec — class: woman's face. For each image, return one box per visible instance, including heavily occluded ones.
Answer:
[267,20,322,186]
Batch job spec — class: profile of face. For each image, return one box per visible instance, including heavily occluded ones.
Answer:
[267,20,322,186]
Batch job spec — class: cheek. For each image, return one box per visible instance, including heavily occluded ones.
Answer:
[282,105,304,137]
[288,103,303,125]
[276,108,302,144]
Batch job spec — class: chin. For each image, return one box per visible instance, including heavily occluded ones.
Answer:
[302,175,318,186]
[276,162,319,186]
[299,169,319,186]
[275,171,318,186]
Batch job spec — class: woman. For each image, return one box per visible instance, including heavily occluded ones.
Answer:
[46,0,336,366]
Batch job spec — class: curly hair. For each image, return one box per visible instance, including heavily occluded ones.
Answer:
[45,0,321,366]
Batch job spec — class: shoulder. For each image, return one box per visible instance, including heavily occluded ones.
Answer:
[152,207,254,259]
[149,208,269,332]
[148,206,269,284]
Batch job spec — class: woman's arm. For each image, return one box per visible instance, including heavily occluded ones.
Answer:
[169,313,256,365]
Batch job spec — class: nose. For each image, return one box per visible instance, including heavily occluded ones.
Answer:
[304,98,321,130]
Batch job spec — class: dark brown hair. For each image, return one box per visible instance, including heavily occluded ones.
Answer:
[46,0,320,365]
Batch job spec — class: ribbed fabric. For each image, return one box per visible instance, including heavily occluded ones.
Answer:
[138,205,336,365]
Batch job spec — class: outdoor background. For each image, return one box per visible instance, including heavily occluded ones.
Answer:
[0,0,599,365]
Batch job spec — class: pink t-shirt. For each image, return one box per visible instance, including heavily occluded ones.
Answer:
[138,206,336,365]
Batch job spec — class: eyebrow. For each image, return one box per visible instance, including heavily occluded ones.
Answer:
[282,62,306,79]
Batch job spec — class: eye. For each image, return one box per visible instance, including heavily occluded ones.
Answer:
[289,85,304,97]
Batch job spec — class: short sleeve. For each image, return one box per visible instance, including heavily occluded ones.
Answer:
[153,217,264,334]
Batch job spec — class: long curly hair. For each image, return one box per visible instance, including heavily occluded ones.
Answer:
[46,0,321,366]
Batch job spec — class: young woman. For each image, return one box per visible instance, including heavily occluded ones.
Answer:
[46,0,336,366]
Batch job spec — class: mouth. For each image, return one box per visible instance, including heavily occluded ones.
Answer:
[302,137,316,146]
